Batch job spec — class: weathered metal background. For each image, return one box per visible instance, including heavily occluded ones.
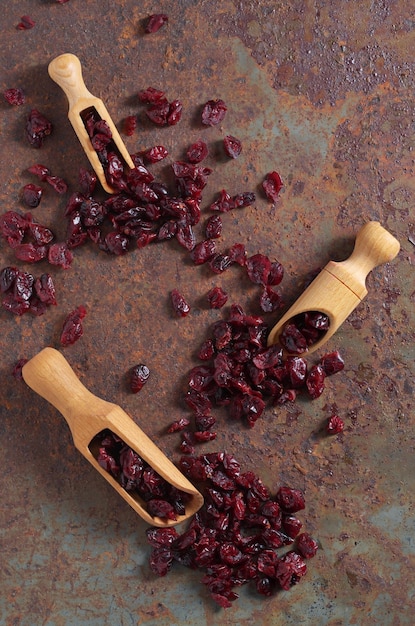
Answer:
[1,1,414,625]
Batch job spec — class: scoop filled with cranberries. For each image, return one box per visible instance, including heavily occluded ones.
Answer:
[267,221,399,354]
[22,348,204,527]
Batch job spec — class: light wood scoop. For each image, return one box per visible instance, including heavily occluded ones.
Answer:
[48,53,134,194]
[22,348,204,527]
[267,221,400,354]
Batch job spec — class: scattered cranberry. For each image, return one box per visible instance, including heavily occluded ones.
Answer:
[145,14,168,33]
[296,533,319,559]
[187,140,208,164]
[223,135,242,158]
[205,215,222,239]
[26,110,53,148]
[306,364,326,399]
[60,305,87,346]
[140,145,169,163]
[146,451,316,607]
[320,350,345,376]
[262,171,283,203]
[16,16,35,30]
[45,175,68,194]
[138,87,165,104]
[3,88,25,106]
[48,242,73,269]
[326,414,344,434]
[167,418,191,433]
[171,289,190,317]
[22,184,43,208]
[27,164,50,181]
[130,364,150,393]
[207,286,228,309]
[201,99,227,126]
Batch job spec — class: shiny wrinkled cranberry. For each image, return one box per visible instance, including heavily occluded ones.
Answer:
[171,289,190,317]
[22,184,43,208]
[141,145,169,163]
[279,323,308,354]
[17,15,35,30]
[320,350,345,376]
[0,210,27,246]
[45,175,68,194]
[28,164,51,181]
[167,418,191,433]
[187,140,208,164]
[34,274,57,305]
[246,254,271,285]
[296,533,319,559]
[207,287,228,309]
[260,286,283,313]
[190,239,216,265]
[26,109,52,148]
[204,215,222,239]
[0,266,18,293]
[130,364,150,393]
[48,242,73,268]
[229,243,247,266]
[145,13,168,33]
[201,99,227,126]
[262,171,283,202]
[14,243,47,263]
[209,253,233,274]
[276,487,305,513]
[4,88,25,105]
[275,552,307,590]
[223,135,242,158]
[306,364,326,399]
[60,305,87,346]
[138,87,165,103]
[326,414,344,434]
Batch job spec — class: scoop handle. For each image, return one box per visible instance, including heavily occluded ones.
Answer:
[22,347,112,439]
[329,221,400,298]
[48,53,93,110]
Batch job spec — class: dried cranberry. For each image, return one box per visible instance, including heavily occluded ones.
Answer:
[207,287,228,309]
[296,533,319,559]
[0,266,18,293]
[145,13,168,33]
[276,487,305,513]
[306,364,326,399]
[17,15,35,30]
[201,99,227,126]
[167,100,183,126]
[275,552,307,590]
[28,164,51,181]
[130,364,150,393]
[34,274,57,305]
[48,243,73,268]
[326,414,344,434]
[262,171,283,202]
[22,184,43,208]
[123,115,137,136]
[246,254,271,285]
[26,109,53,148]
[209,253,233,274]
[60,305,87,346]
[320,350,345,376]
[171,289,190,317]
[138,87,166,104]
[204,215,222,239]
[186,140,208,164]
[279,323,308,354]
[140,145,168,163]
[4,88,25,106]
[223,135,242,158]
[260,286,283,313]
[190,239,216,265]
[0,210,27,247]
[45,175,68,194]
[167,418,191,433]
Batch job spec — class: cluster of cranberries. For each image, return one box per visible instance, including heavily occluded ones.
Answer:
[168,304,345,452]
[0,266,56,316]
[92,429,190,522]
[147,451,318,608]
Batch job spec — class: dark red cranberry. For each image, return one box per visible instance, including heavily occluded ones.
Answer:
[207,287,228,309]
[306,365,325,399]
[296,533,319,559]
[140,145,169,163]
[3,88,25,105]
[209,253,233,274]
[326,414,344,434]
[14,243,47,263]
[260,286,283,313]
[48,243,73,268]
[0,210,27,246]
[262,171,283,202]
[268,261,284,286]
[167,418,191,433]
[34,274,57,305]
[22,184,43,208]
[210,189,234,212]
[275,552,307,590]
[279,323,308,354]
[28,164,51,181]
[320,350,345,376]
[130,364,150,393]
[171,289,190,317]
[145,13,168,33]
[190,239,216,265]
[17,15,35,30]
[204,215,222,239]
[229,243,247,266]
[138,87,166,104]
[276,487,305,513]
[26,109,53,148]
[0,266,18,293]
[223,135,242,158]
[167,100,183,126]
[123,115,137,136]
[45,175,68,194]
[201,99,227,126]
[246,254,271,285]
[186,140,208,164]
[60,305,87,346]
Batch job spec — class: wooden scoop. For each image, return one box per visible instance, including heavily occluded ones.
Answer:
[267,221,400,354]
[22,348,204,527]
[48,53,134,194]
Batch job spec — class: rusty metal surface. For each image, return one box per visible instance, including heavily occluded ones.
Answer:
[1,1,414,624]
